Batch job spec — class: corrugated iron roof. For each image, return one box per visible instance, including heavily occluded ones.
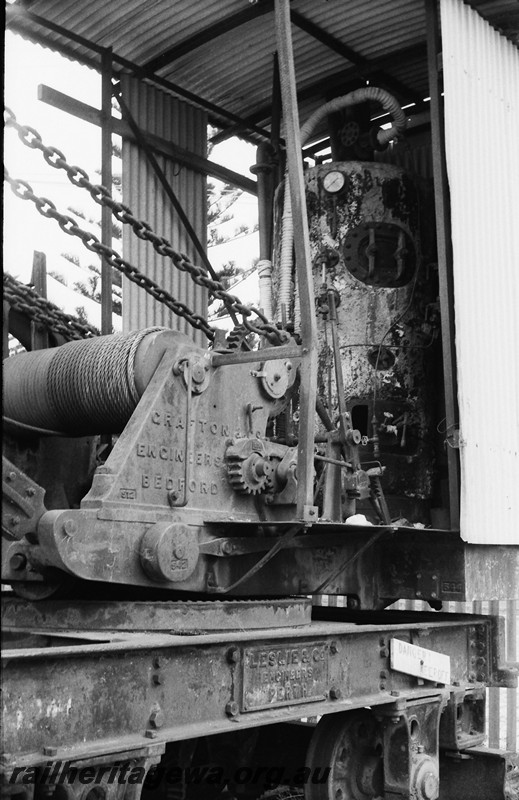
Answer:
[7,0,519,140]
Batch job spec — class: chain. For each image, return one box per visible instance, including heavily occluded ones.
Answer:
[4,167,217,341]
[4,107,285,345]
[3,272,98,341]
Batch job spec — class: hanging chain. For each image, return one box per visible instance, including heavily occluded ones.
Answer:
[3,272,98,341]
[4,107,285,345]
[4,167,217,341]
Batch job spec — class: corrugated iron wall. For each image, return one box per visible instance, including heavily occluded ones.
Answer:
[440,0,519,544]
[315,595,518,749]
[121,75,208,345]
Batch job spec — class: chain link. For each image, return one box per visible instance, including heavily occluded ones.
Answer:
[4,107,285,345]
[4,167,217,341]
[3,272,98,341]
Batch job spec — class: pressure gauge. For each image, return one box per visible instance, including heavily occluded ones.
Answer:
[323,170,345,194]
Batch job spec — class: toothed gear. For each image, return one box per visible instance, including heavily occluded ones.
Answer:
[225,324,250,351]
[226,452,269,495]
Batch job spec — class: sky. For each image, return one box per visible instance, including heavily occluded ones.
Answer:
[3,30,260,327]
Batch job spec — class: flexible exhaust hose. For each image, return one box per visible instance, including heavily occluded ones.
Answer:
[276,87,407,324]
[3,327,165,435]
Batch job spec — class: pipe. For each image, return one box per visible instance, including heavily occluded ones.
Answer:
[257,259,274,320]
[300,86,407,150]
[251,143,276,319]
[276,87,407,325]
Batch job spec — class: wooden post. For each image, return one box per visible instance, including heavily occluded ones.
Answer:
[30,250,49,350]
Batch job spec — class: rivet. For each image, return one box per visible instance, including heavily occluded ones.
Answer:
[6,471,16,482]
[26,487,36,497]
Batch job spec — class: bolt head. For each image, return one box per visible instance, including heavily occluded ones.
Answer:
[329,687,342,700]
[330,642,338,655]
[225,701,239,717]
[9,516,20,526]
[152,674,163,686]
[42,746,57,756]
[26,487,36,497]
[149,710,164,728]
[145,729,158,739]
[192,364,206,383]
[6,471,16,482]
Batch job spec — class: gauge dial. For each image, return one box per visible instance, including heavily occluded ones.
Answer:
[323,170,345,193]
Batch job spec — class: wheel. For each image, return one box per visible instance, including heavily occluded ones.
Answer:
[304,711,383,800]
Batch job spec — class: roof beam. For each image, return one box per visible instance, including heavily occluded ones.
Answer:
[290,10,423,104]
[211,41,427,144]
[6,5,272,142]
[142,0,274,74]
[38,84,257,195]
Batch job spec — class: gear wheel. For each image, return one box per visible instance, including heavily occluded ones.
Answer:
[226,451,270,495]
[225,324,251,351]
